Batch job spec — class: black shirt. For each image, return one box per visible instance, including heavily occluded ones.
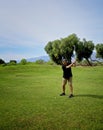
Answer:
[62,65,72,79]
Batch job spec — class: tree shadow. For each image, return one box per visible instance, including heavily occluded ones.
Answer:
[76,94,103,99]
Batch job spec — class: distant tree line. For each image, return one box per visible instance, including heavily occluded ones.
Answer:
[45,34,103,66]
[0,59,27,65]
[0,58,50,66]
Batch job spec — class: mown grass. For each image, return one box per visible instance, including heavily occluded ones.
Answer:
[0,64,103,130]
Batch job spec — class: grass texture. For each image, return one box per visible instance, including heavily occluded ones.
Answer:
[0,64,103,130]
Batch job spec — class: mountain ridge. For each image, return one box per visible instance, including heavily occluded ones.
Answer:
[25,51,102,62]
[26,55,50,62]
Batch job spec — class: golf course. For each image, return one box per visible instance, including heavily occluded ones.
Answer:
[0,64,103,130]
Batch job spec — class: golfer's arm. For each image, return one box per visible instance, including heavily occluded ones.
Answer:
[66,63,74,68]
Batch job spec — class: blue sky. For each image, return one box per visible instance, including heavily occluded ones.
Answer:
[0,0,103,62]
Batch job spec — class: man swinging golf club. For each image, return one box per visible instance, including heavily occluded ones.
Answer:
[60,59,76,98]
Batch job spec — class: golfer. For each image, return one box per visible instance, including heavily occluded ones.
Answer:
[60,59,76,98]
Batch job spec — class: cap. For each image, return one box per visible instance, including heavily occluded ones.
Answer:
[62,59,68,62]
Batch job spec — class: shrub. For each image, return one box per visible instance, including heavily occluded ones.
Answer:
[7,60,17,66]
[20,59,27,65]
[35,59,45,64]
[0,59,5,64]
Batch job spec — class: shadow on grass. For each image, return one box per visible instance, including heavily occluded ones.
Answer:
[76,94,103,99]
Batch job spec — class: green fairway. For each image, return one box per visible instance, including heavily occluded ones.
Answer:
[0,64,103,130]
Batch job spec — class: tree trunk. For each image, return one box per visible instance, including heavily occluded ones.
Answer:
[85,58,92,66]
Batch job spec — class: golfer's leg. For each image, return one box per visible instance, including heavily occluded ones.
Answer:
[68,77,73,95]
[62,78,67,93]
